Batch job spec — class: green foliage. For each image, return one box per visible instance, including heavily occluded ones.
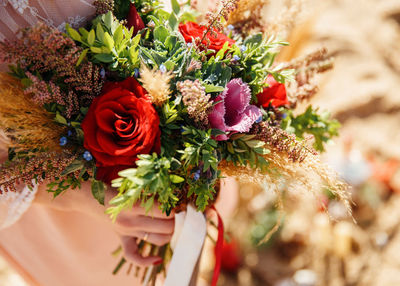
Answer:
[201,54,232,88]
[107,154,180,219]
[47,176,83,197]
[231,34,293,96]
[179,127,221,211]
[113,0,131,20]
[6,0,336,223]
[106,125,223,217]
[158,98,184,157]
[139,17,191,75]
[66,12,141,77]
[220,134,271,171]
[113,0,163,22]
[179,127,219,172]
[46,159,93,198]
[113,0,163,21]
[91,179,107,205]
[47,156,93,194]
[281,106,340,152]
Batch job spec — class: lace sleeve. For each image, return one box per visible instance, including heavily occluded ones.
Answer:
[0,184,38,229]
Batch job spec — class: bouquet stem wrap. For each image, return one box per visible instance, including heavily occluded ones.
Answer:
[165,205,207,286]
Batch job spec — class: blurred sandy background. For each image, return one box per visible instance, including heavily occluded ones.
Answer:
[1,0,400,285]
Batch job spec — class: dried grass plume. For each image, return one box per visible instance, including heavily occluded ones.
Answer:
[139,65,172,107]
[0,73,65,152]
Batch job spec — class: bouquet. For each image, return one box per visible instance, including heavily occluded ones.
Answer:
[0,0,351,284]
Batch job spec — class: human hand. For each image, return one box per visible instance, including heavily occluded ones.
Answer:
[112,202,175,267]
[35,183,175,266]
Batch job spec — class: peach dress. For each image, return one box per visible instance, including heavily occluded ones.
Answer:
[0,1,147,285]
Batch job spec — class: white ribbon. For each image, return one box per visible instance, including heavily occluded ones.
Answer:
[164,205,207,286]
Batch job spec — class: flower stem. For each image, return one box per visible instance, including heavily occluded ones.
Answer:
[112,257,126,275]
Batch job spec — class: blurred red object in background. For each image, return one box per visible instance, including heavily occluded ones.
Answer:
[216,237,242,273]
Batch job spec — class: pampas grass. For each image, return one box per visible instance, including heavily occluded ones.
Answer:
[219,146,352,217]
[0,73,65,152]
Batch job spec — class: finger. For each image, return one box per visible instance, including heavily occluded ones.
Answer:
[117,216,175,235]
[120,236,163,267]
[136,232,173,246]
[126,203,175,219]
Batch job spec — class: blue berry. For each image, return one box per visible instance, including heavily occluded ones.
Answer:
[256,115,263,123]
[59,137,68,146]
[67,130,73,137]
[83,151,93,161]
[240,45,247,52]
[233,55,240,61]
[227,24,234,30]
[100,68,106,78]
[159,64,167,73]
[194,170,201,181]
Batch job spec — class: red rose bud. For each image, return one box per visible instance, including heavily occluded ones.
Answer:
[256,75,289,108]
[127,3,145,35]
[81,77,161,184]
[179,22,235,52]
[216,238,241,273]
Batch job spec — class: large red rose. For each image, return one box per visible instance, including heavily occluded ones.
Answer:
[179,22,235,52]
[256,75,289,108]
[81,77,161,183]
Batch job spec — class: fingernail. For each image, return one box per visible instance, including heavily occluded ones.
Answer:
[153,259,163,266]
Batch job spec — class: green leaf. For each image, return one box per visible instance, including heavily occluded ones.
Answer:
[204,84,225,93]
[113,25,123,44]
[103,32,114,51]
[91,179,106,205]
[253,147,270,155]
[143,196,155,213]
[94,53,114,63]
[66,25,81,42]
[179,11,198,23]
[90,46,102,53]
[164,60,175,70]
[78,27,89,38]
[171,0,180,15]
[61,160,84,176]
[215,41,231,60]
[168,13,178,30]
[76,49,89,67]
[244,33,263,46]
[87,29,95,46]
[245,140,265,148]
[55,112,68,125]
[131,34,141,48]
[154,26,169,43]
[104,11,113,29]
[96,23,105,41]
[170,175,185,184]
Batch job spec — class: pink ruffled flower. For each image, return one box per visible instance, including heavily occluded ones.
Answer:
[208,79,262,141]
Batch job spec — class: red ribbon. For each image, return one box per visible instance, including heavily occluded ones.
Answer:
[211,206,224,286]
